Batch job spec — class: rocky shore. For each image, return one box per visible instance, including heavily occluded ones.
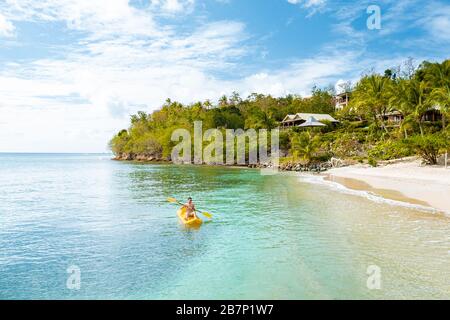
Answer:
[113,153,167,162]
[113,153,349,172]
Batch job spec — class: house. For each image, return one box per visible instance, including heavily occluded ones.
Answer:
[422,105,442,122]
[380,106,442,126]
[335,92,351,110]
[382,111,404,126]
[281,113,339,128]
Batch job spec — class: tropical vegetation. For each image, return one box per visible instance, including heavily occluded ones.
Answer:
[110,59,450,166]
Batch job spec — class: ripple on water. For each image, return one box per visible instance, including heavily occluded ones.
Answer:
[0,154,449,299]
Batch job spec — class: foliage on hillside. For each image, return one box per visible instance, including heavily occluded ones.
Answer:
[109,88,335,160]
[110,59,450,166]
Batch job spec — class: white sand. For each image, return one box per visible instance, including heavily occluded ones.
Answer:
[327,159,450,215]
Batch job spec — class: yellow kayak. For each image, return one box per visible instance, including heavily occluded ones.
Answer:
[177,207,203,227]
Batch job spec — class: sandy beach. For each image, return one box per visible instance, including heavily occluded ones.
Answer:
[327,159,450,215]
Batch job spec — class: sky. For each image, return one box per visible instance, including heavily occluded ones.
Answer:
[0,0,449,152]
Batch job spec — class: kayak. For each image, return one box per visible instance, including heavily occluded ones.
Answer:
[177,207,203,227]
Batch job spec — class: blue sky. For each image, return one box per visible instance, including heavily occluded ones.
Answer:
[0,0,449,152]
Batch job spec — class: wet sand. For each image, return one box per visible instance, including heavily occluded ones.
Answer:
[327,159,450,215]
[325,175,431,207]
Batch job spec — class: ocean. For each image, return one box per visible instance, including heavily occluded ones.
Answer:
[0,153,448,299]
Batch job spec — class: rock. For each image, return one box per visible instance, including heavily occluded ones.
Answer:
[135,154,146,161]
[121,153,133,160]
[330,157,343,168]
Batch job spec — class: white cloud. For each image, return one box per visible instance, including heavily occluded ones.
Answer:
[154,0,195,13]
[2,0,162,38]
[0,1,252,152]
[0,13,14,37]
[0,32,364,152]
[331,0,450,46]
[420,3,450,42]
[239,50,359,97]
[287,0,327,11]
[428,16,450,40]
[287,0,326,6]
[0,0,445,152]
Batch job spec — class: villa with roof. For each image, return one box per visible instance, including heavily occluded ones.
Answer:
[280,113,339,129]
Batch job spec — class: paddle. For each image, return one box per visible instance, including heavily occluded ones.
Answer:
[167,197,213,219]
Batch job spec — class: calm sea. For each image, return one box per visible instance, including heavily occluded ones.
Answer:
[0,153,448,299]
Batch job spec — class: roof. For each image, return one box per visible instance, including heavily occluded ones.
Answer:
[431,105,441,111]
[299,116,327,127]
[384,110,403,116]
[282,114,298,122]
[335,92,351,98]
[297,113,338,122]
[282,113,338,123]
[384,106,441,116]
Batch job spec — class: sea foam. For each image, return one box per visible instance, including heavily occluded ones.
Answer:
[297,173,443,215]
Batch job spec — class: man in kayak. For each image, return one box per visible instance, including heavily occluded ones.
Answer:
[182,197,198,220]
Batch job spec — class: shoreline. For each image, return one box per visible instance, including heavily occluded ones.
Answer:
[325,159,450,216]
[114,156,450,216]
[112,155,331,172]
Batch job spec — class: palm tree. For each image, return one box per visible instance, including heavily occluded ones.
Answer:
[218,95,228,108]
[399,115,416,139]
[424,60,450,166]
[390,78,430,136]
[351,74,393,133]
[409,79,432,136]
[390,78,413,138]
[424,60,450,129]
[203,99,212,109]
[244,109,277,130]
[290,131,321,165]
[255,110,277,130]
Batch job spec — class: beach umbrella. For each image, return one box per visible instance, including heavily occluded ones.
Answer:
[298,116,326,127]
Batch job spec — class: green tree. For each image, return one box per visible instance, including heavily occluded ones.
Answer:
[408,133,449,165]
[423,60,450,129]
[390,78,431,137]
[109,129,130,155]
[290,131,321,165]
[406,79,431,136]
[350,74,393,132]
[218,95,229,108]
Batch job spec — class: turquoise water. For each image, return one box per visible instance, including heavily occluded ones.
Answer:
[0,153,449,299]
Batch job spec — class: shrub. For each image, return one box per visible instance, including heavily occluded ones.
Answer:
[109,129,130,155]
[290,131,322,165]
[407,134,449,165]
[368,157,378,167]
[329,132,366,158]
[368,140,414,161]
[279,131,291,152]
